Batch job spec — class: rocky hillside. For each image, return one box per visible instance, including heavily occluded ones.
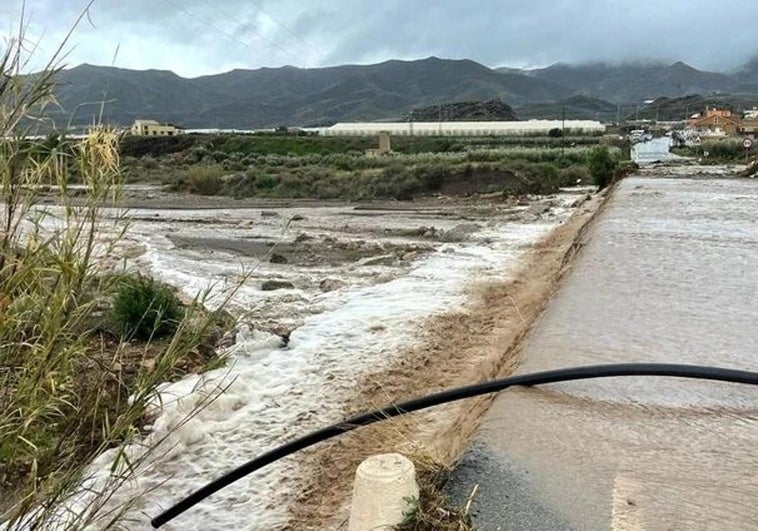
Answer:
[408,99,517,121]
[499,61,746,103]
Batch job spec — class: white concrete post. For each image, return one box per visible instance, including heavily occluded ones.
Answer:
[348,453,419,531]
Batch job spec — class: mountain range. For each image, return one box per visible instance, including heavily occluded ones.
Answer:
[47,56,758,129]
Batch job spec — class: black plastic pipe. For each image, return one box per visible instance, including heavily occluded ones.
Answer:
[151,363,758,528]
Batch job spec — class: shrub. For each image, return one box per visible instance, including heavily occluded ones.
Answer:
[119,134,197,157]
[255,174,280,190]
[188,146,209,163]
[210,150,228,163]
[142,155,158,169]
[187,165,224,195]
[548,127,563,138]
[223,160,247,172]
[701,140,743,161]
[112,275,184,340]
[415,163,450,191]
[586,146,618,189]
[559,164,591,185]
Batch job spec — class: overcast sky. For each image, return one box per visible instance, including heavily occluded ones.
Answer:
[3,0,758,77]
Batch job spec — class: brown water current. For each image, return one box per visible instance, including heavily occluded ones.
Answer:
[478,176,758,530]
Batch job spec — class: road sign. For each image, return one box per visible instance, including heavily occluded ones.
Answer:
[743,138,753,149]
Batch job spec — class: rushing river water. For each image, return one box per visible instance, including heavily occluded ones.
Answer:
[67,197,584,530]
[471,176,758,529]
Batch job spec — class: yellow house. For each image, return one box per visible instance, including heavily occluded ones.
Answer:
[131,119,182,136]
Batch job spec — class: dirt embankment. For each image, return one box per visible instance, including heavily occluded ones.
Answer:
[286,189,613,528]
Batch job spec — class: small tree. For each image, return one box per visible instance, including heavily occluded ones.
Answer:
[586,146,618,189]
[548,127,563,138]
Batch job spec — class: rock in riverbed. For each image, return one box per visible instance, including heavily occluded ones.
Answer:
[319,278,346,292]
[261,280,295,291]
[269,253,288,264]
[439,223,482,242]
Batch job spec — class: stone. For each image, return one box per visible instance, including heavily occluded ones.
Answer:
[319,278,346,292]
[361,254,396,266]
[261,280,294,291]
[439,223,482,242]
[261,211,279,217]
[269,253,288,264]
[528,202,551,215]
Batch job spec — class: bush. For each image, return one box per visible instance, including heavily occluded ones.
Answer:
[701,140,743,162]
[142,155,158,169]
[255,174,280,190]
[112,275,184,340]
[187,165,224,195]
[415,163,450,191]
[119,134,197,157]
[548,127,563,138]
[559,164,591,185]
[586,146,618,189]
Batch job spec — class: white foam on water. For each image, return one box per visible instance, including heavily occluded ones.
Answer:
[59,205,575,530]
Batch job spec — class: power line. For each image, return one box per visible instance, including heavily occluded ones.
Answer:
[196,0,321,64]
[164,0,304,66]
[248,1,322,60]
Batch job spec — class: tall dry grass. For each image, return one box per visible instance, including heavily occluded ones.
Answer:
[0,7,238,529]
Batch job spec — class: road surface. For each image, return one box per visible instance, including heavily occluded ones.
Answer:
[449,173,758,530]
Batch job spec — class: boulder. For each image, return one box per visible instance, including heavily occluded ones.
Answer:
[528,202,551,215]
[261,211,279,218]
[319,278,346,292]
[361,254,397,266]
[439,223,482,242]
[269,253,288,264]
[261,280,295,291]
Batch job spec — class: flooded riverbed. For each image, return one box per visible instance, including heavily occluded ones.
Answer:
[67,194,586,529]
[462,176,758,529]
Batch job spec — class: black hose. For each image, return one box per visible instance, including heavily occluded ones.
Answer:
[151,363,758,528]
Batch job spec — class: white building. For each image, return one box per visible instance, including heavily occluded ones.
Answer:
[131,119,183,136]
[314,120,605,137]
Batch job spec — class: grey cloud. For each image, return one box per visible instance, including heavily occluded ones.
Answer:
[3,0,758,76]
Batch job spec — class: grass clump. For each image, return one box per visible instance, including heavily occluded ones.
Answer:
[112,275,184,340]
[0,17,238,529]
[187,164,224,195]
[395,452,475,531]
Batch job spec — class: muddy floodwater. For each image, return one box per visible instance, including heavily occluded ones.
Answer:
[469,176,758,529]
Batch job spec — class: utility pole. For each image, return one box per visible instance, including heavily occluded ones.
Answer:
[561,106,566,155]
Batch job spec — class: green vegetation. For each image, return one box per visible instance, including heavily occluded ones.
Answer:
[586,146,619,189]
[113,276,184,340]
[119,132,601,160]
[671,140,750,164]
[123,134,609,200]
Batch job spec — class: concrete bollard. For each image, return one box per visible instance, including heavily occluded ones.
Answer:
[348,453,419,531]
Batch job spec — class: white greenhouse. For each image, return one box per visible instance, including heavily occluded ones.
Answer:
[314,120,605,137]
